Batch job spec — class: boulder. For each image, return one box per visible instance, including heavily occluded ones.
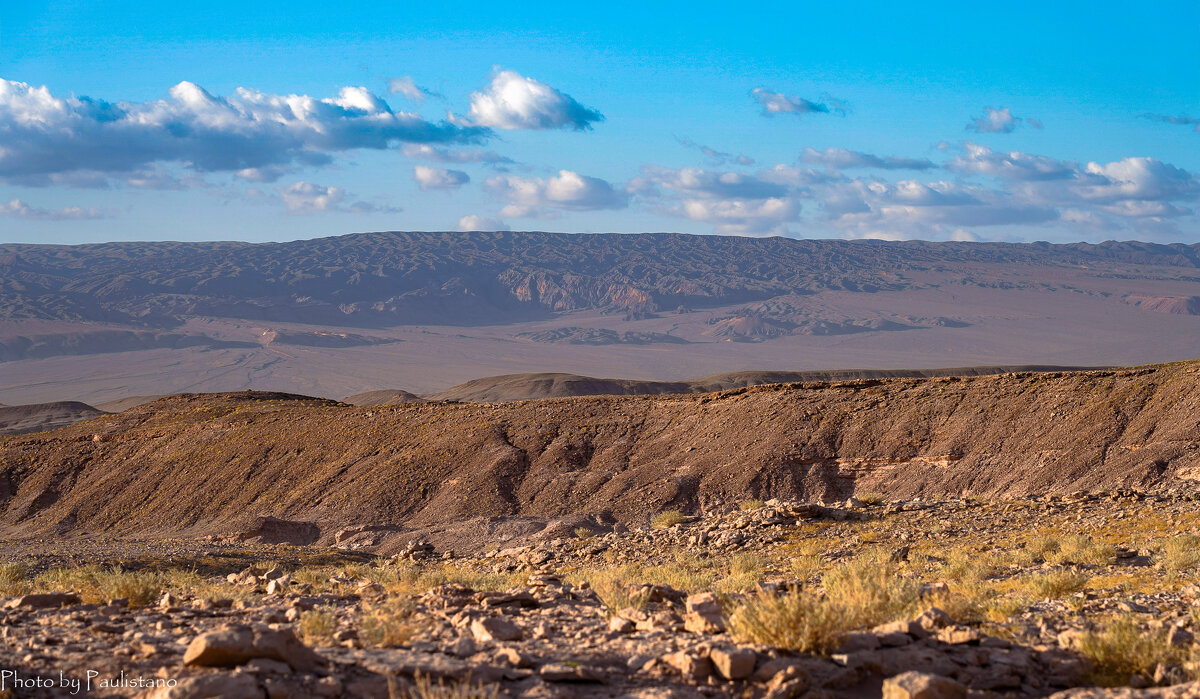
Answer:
[710,647,756,680]
[233,516,320,545]
[6,592,81,609]
[470,616,523,643]
[143,674,263,699]
[883,671,967,699]
[183,625,325,672]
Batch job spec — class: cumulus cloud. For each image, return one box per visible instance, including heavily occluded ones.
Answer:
[680,197,800,235]
[457,214,510,231]
[0,78,485,185]
[401,144,514,165]
[277,181,400,214]
[630,165,805,235]
[234,165,295,183]
[1075,157,1199,206]
[801,147,935,171]
[467,70,603,131]
[635,166,790,200]
[485,170,627,217]
[1,198,111,220]
[751,88,845,117]
[413,165,470,191]
[948,143,1075,181]
[821,178,1057,238]
[965,107,1039,134]
[387,76,439,103]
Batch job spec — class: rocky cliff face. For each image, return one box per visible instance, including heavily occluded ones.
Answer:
[0,363,1197,538]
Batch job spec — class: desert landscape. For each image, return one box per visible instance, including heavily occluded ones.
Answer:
[0,234,1199,697]
[0,361,1199,696]
[5,1,1200,696]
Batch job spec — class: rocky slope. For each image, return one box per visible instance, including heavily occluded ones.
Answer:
[376,366,1092,404]
[0,363,1198,541]
[2,491,1198,698]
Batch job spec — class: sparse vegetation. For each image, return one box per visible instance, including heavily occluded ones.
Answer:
[402,673,501,699]
[822,557,923,628]
[728,590,851,655]
[1023,569,1090,599]
[1080,619,1189,686]
[650,509,686,529]
[360,597,418,648]
[1161,534,1200,573]
[0,562,29,595]
[33,565,164,607]
[298,606,338,646]
[738,499,765,511]
[856,492,886,506]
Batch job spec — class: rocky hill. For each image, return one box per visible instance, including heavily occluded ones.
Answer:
[0,362,1197,541]
[0,401,107,436]
[361,366,1090,404]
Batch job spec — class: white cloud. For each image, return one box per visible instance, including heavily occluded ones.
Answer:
[457,214,510,231]
[233,165,295,183]
[1,198,111,220]
[387,76,439,103]
[679,197,800,235]
[750,88,844,116]
[800,147,935,171]
[467,70,603,130]
[636,166,790,200]
[485,170,627,216]
[1077,157,1199,205]
[277,181,400,214]
[631,165,805,234]
[401,144,514,165]
[0,78,484,185]
[948,143,1075,180]
[413,165,470,191]
[965,107,1038,134]
[817,177,1058,238]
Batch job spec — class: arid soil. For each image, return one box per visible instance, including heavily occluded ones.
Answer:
[0,363,1198,542]
[1,491,1199,697]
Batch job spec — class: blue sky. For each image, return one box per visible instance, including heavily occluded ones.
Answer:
[1,0,1198,244]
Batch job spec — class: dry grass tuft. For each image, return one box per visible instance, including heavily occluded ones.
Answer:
[821,557,922,628]
[399,672,501,699]
[0,563,29,596]
[650,509,686,529]
[856,492,886,506]
[738,499,765,511]
[1080,619,1190,686]
[1048,534,1117,566]
[360,597,418,648]
[1161,535,1200,573]
[298,607,338,646]
[33,566,164,607]
[728,589,851,655]
[1023,569,1090,599]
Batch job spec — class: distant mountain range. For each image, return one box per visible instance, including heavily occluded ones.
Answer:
[3,231,1199,328]
[3,231,1200,406]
